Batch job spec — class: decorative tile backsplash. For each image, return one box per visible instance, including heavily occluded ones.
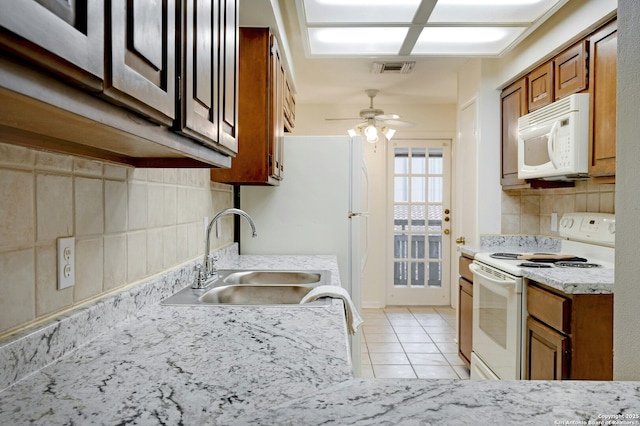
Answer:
[0,142,234,336]
[501,181,615,235]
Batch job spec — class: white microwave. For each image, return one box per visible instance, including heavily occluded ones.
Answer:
[517,93,590,180]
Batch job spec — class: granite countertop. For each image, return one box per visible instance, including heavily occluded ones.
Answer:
[458,236,614,295]
[1,249,638,425]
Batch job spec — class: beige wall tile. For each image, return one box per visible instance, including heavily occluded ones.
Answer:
[105,180,128,233]
[104,235,127,291]
[501,192,520,215]
[36,173,73,242]
[147,184,164,228]
[104,164,129,180]
[74,238,103,302]
[163,227,177,269]
[521,215,540,234]
[147,169,164,183]
[127,231,147,282]
[35,151,72,172]
[73,158,103,176]
[587,193,600,212]
[147,228,164,276]
[521,195,540,215]
[176,224,190,263]
[0,142,34,168]
[163,186,177,226]
[600,191,615,213]
[575,193,587,212]
[36,244,73,316]
[75,177,104,236]
[1,169,35,247]
[501,214,520,234]
[0,249,35,331]
[128,182,148,230]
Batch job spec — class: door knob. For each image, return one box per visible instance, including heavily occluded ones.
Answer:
[456,236,466,245]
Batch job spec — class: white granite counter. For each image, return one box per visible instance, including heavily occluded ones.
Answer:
[458,236,614,295]
[1,246,637,425]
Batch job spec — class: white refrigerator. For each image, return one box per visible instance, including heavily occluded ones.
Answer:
[239,135,368,375]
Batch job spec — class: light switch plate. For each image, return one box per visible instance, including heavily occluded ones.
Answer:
[57,237,75,289]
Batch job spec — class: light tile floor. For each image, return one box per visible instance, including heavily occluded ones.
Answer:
[360,306,470,380]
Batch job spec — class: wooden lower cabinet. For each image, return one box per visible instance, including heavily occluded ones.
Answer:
[458,255,473,366]
[525,317,569,380]
[525,282,613,380]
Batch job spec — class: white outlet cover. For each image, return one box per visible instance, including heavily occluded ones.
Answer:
[57,237,75,289]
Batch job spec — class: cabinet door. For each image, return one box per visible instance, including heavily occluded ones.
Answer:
[0,0,103,90]
[500,78,528,187]
[106,0,176,125]
[270,35,285,180]
[588,21,617,180]
[525,317,570,380]
[218,0,239,153]
[554,41,588,100]
[528,61,554,111]
[179,0,223,151]
[458,278,473,365]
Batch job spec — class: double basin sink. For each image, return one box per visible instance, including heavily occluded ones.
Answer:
[161,269,332,307]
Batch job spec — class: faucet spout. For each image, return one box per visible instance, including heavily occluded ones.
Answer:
[202,208,257,280]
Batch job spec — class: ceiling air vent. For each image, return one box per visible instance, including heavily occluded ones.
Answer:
[371,61,416,74]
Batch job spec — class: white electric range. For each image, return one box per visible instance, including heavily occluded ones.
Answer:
[469,212,615,380]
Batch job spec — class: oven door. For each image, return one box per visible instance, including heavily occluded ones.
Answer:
[469,261,524,380]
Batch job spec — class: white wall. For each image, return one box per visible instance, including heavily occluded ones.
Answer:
[614,0,640,380]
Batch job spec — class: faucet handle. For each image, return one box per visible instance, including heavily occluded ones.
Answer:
[192,263,206,289]
[205,254,218,277]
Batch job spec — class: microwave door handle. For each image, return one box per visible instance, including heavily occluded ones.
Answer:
[547,121,560,169]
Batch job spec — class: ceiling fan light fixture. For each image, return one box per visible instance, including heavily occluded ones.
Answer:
[383,127,396,140]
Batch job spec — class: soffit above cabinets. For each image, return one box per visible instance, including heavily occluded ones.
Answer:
[296,0,569,57]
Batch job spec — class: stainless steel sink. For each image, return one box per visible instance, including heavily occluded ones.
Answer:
[161,269,331,307]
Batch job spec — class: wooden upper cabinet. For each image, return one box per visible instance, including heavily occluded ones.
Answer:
[218,0,239,153]
[588,20,617,180]
[105,0,176,126]
[0,0,104,90]
[554,40,588,100]
[210,27,286,185]
[501,78,528,188]
[527,61,554,111]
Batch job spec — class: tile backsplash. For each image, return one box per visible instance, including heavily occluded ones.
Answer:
[502,181,615,235]
[0,142,234,336]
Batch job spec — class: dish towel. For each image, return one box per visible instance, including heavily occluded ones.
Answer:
[300,285,363,335]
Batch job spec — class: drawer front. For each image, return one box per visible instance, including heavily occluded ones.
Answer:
[459,255,474,283]
[527,284,571,334]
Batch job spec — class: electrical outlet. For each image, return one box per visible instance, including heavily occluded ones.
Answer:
[57,237,75,289]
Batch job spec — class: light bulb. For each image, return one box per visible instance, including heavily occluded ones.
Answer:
[364,125,378,143]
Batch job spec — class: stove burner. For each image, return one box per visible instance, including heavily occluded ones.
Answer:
[519,263,553,268]
[554,261,601,268]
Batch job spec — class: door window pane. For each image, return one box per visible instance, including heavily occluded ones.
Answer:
[411,262,425,287]
[428,177,443,202]
[411,177,426,202]
[428,262,442,287]
[410,235,425,259]
[394,177,408,202]
[394,261,408,286]
[429,148,443,173]
[409,205,426,231]
[395,148,409,173]
[394,233,408,258]
[411,148,426,173]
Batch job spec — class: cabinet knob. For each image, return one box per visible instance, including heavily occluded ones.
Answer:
[456,236,466,245]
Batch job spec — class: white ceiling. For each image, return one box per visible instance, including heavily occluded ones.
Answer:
[239,0,568,107]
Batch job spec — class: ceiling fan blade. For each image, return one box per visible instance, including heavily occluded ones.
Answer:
[381,119,415,128]
[375,113,400,120]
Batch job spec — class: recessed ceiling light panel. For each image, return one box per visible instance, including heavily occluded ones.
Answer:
[412,27,526,55]
[308,27,409,55]
[429,0,564,23]
[303,0,421,24]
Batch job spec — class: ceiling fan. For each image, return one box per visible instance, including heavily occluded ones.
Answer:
[326,89,415,143]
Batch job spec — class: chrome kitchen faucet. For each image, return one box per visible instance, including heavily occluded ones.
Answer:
[194,208,258,289]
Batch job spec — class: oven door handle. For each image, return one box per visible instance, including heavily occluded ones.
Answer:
[469,263,516,288]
